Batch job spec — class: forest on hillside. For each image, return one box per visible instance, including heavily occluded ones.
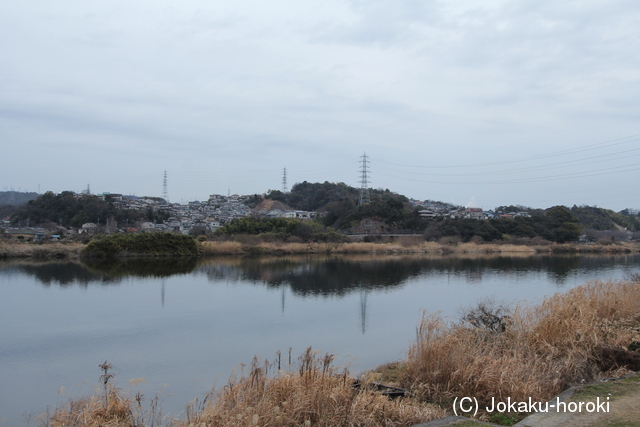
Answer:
[8,191,168,228]
[4,185,640,244]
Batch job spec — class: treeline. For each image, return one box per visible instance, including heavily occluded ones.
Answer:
[9,191,168,228]
[424,206,582,243]
[571,205,640,231]
[81,232,201,258]
[0,191,39,207]
[0,191,39,219]
[216,217,345,242]
[265,181,423,231]
[266,181,359,212]
[321,191,422,231]
[216,205,582,244]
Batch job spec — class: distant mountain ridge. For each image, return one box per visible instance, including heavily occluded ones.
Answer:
[0,191,39,206]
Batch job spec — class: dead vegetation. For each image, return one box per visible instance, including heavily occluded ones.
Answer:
[0,241,84,259]
[199,240,541,256]
[402,279,640,415]
[44,349,444,427]
[184,348,443,427]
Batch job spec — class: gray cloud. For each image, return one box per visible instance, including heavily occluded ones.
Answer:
[0,0,638,209]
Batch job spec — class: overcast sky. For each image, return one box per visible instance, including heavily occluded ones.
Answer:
[1,0,639,210]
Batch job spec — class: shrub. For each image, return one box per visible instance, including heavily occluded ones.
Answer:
[81,232,201,259]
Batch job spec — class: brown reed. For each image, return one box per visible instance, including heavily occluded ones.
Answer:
[402,279,640,409]
[184,347,444,427]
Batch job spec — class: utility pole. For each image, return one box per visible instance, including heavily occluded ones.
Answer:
[358,152,371,206]
[281,167,288,193]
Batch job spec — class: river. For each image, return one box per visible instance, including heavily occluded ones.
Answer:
[1,253,639,425]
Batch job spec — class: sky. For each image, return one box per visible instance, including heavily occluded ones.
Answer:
[1,0,639,211]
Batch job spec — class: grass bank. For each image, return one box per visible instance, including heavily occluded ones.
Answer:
[201,239,640,256]
[200,240,541,256]
[0,241,84,259]
[396,278,640,424]
[48,350,445,427]
[3,237,637,259]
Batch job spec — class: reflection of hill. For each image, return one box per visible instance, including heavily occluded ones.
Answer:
[3,258,198,287]
[2,253,638,290]
[198,256,425,296]
[10,261,107,287]
[83,258,198,278]
[197,254,640,296]
[200,255,532,297]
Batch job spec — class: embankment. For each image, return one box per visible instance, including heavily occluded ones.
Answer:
[0,242,84,259]
[2,237,638,259]
[201,239,638,256]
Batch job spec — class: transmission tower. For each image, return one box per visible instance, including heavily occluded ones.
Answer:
[358,152,371,205]
[162,170,168,201]
[281,167,288,192]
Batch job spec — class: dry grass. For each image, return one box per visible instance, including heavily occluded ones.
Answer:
[534,242,639,254]
[200,240,245,255]
[182,348,444,427]
[199,240,547,256]
[402,279,640,411]
[50,387,137,427]
[48,380,166,427]
[44,349,444,427]
[0,241,85,259]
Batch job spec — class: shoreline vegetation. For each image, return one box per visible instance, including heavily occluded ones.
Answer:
[41,277,640,426]
[1,236,639,260]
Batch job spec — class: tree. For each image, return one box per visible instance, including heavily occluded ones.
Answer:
[543,206,582,243]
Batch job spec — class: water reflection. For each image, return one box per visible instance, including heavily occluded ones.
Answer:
[199,256,425,296]
[1,253,640,426]
[0,258,199,287]
[197,254,640,293]
[1,253,638,292]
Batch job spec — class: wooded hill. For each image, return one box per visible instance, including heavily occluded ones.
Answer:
[8,191,168,228]
[570,205,640,231]
[256,182,640,243]
[0,191,40,218]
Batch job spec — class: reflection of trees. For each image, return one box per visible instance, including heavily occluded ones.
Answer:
[544,256,583,283]
[83,258,198,278]
[4,253,639,291]
[200,257,425,297]
[7,258,198,287]
[198,254,640,296]
[14,262,107,287]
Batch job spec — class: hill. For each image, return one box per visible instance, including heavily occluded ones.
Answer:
[571,205,640,231]
[253,199,294,212]
[0,191,40,219]
[266,181,359,212]
[0,191,39,206]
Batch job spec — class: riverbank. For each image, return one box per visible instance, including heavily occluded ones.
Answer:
[0,241,84,259]
[201,239,640,256]
[40,277,640,426]
[2,238,638,259]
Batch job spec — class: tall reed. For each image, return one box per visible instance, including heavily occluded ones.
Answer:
[185,347,444,427]
[403,279,640,408]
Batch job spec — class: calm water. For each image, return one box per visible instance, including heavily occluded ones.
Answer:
[1,253,640,424]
